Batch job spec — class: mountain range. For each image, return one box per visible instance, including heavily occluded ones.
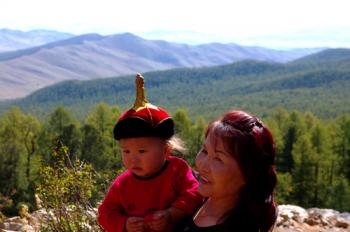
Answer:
[0,29,74,52]
[0,30,323,100]
[2,48,349,120]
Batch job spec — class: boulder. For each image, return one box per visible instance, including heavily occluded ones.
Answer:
[0,204,349,231]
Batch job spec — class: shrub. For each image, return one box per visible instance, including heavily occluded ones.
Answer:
[37,142,103,231]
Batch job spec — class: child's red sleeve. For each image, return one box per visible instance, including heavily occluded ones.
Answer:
[171,159,203,214]
[98,179,127,232]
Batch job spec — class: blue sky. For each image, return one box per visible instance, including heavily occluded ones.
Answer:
[1,0,350,49]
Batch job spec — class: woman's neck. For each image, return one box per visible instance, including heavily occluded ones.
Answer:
[206,195,239,218]
[194,195,239,227]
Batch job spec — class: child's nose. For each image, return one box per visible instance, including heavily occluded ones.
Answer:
[130,155,139,163]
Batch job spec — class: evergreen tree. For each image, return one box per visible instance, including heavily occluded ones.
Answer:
[291,134,317,207]
[275,172,293,204]
[172,109,192,141]
[186,116,206,165]
[279,111,306,173]
[0,108,41,214]
[47,106,76,135]
[37,106,80,164]
[22,114,41,187]
[309,122,334,206]
[331,115,350,181]
[82,103,121,171]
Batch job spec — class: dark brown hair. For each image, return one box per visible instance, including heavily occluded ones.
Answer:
[206,110,277,232]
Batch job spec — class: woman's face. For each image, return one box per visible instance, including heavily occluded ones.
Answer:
[195,130,246,199]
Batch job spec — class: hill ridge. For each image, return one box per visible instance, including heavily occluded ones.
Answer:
[0,32,324,100]
[2,49,349,119]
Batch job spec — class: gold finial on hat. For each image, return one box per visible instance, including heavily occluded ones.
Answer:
[133,73,157,111]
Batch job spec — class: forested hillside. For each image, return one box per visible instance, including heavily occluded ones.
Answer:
[1,48,349,120]
[0,105,349,219]
[0,48,349,224]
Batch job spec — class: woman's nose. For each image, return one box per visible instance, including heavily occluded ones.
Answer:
[195,152,209,172]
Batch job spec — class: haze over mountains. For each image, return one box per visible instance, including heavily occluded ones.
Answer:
[0,29,74,52]
[0,29,324,100]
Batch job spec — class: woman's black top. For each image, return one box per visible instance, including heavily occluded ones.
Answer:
[173,216,230,232]
[173,214,260,232]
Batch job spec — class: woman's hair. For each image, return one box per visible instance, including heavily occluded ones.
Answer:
[206,110,277,232]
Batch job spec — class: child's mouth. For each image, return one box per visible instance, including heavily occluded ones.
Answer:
[131,167,143,172]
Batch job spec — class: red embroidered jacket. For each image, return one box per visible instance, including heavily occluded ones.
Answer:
[98,156,202,232]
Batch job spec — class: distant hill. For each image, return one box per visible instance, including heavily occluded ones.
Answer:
[0,32,323,100]
[1,48,349,120]
[289,48,350,71]
[0,28,74,52]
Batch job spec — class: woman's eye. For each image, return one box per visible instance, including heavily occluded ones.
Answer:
[214,156,223,162]
[139,150,147,154]
[122,150,130,154]
[201,148,208,154]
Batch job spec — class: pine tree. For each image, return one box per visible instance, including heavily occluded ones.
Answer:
[279,111,306,173]
[172,109,192,141]
[291,134,317,207]
[0,108,41,214]
[82,103,121,171]
[186,117,206,165]
[37,106,80,164]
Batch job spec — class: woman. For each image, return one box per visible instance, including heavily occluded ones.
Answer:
[174,110,277,232]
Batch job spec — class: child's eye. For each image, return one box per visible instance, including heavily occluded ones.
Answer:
[214,156,223,162]
[122,150,130,154]
[139,149,147,154]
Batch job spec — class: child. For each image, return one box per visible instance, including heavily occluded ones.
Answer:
[98,73,202,232]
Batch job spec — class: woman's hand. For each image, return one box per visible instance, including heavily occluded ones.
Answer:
[125,216,145,232]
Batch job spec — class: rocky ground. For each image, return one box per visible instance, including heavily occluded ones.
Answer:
[275,205,350,232]
[0,204,349,232]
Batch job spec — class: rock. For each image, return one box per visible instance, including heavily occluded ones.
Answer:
[0,204,349,231]
[8,223,22,231]
[275,205,350,232]
[335,218,349,229]
[339,212,350,222]
[21,224,35,232]
[277,204,308,225]
[0,212,40,232]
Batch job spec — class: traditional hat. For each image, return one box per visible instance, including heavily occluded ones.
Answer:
[113,73,174,140]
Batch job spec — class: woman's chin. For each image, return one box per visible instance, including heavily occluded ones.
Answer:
[197,185,211,197]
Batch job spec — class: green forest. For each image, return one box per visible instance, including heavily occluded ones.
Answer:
[0,48,350,229]
[1,48,350,121]
[0,104,349,221]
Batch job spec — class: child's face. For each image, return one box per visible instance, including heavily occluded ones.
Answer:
[120,137,168,177]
